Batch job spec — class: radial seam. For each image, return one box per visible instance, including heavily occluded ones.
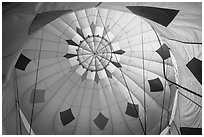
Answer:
[29,28,44,135]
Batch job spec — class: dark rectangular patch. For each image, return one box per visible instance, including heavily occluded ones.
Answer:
[156,44,171,60]
[126,6,179,27]
[94,112,109,130]
[60,108,75,126]
[125,102,139,118]
[15,53,31,71]
[148,78,164,92]
[180,127,202,135]
[30,89,46,104]
[186,57,202,84]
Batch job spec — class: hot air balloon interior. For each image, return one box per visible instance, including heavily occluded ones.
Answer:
[2,2,202,135]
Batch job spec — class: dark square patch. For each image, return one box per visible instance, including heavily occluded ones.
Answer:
[30,89,46,104]
[186,57,202,84]
[125,102,139,118]
[156,44,170,60]
[15,53,31,71]
[148,78,164,92]
[94,112,109,130]
[60,108,75,126]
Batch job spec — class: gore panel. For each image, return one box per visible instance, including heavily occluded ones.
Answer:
[29,10,72,34]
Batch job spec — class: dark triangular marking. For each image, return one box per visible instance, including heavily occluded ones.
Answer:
[95,72,100,84]
[64,53,77,59]
[94,112,109,130]
[30,89,46,103]
[76,27,85,39]
[102,25,109,37]
[111,61,122,68]
[180,127,202,135]
[127,6,179,27]
[186,57,202,84]
[125,102,139,118]
[156,44,171,60]
[105,69,112,79]
[148,78,164,92]
[60,108,75,126]
[113,49,125,55]
[90,22,96,35]
[28,10,72,35]
[15,53,31,71]
[81,71,88,81]
[69,65,79,72]
[66,40,79,47]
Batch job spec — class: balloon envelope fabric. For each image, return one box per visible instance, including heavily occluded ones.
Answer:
[9,7,177,135]
[16,8,177,134]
